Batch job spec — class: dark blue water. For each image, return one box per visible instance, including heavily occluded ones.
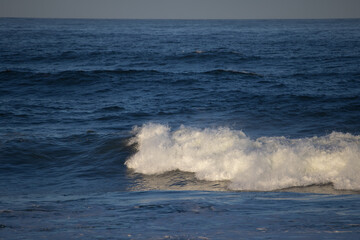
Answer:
[1,18,360,239]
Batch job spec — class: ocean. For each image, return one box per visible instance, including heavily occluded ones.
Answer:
[1,18,360,239]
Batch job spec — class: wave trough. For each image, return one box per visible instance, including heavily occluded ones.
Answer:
[126,124,360,191]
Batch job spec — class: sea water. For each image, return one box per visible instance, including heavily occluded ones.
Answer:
[1,18,360,239]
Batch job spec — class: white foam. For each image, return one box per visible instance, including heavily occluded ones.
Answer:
[125,123,360,191]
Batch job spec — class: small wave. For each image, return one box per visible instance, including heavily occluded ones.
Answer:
[126,124,360,191]
[97,106,125,112]
[204,69,263,77]
[0,69,35,81]
[1,68,263,78]
[94,69,162,75]
[0,68,164,87]
[0,68,161,75]
[165,50,260,62]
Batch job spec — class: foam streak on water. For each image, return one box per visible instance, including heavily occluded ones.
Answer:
[126,123,360,191]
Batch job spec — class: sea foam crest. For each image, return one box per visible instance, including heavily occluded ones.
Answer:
[125,123,360,191]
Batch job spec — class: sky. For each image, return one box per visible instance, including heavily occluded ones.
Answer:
[0,0,360,19]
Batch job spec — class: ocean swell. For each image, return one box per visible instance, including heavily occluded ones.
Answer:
[125,123,360,191]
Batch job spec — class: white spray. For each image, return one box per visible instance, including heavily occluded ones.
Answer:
[125,123,360,191]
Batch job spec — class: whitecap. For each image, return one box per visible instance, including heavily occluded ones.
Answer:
[125,123,360,191]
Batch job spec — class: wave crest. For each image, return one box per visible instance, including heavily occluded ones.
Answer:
[125,124,360,191]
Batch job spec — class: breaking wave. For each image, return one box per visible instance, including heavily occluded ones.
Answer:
[126,124,360,191]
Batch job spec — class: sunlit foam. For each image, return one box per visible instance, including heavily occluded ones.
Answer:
[125,123,360,191]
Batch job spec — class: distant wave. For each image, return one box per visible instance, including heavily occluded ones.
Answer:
[165,50,261,62]
[0,68,162,75]
[204,69,263,77]
[0,68,262,77]
[126,123,360,191]
[0,69,164,86]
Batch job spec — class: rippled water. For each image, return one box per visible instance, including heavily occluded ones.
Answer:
[1,18,360,239]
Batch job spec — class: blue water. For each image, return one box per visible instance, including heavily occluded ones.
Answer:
[1,18,360,239]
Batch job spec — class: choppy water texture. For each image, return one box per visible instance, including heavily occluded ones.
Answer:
[1,18,360,239]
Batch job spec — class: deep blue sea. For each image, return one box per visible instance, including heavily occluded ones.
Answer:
[1,18,360,239]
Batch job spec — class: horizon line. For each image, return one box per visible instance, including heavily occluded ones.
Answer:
[1,16,360,21]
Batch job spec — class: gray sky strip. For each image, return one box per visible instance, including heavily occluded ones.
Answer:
[0,0,360,19]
